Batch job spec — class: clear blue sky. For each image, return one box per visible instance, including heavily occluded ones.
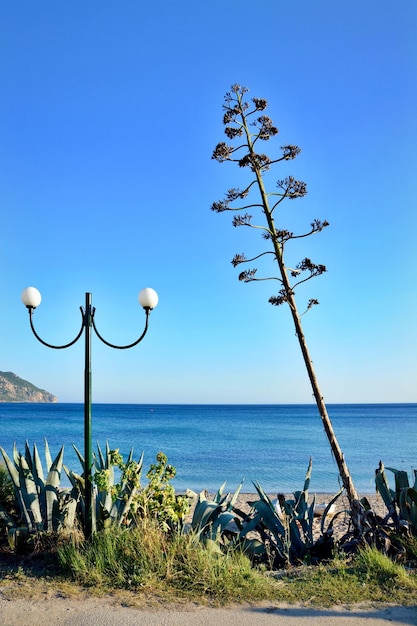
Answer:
[1,1,416,404]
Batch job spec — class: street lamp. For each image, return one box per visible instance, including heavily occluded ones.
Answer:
[21,286,158,539]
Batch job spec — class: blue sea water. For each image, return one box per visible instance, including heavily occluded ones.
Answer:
[0,403,415,495]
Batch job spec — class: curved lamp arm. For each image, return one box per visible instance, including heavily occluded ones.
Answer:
[27,306,85,349]
[92,308,150,349]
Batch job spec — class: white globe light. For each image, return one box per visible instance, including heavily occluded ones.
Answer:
[138,288,158,310]
[21,286,42,309]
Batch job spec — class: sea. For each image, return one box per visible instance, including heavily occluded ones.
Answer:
[0,403,415,495]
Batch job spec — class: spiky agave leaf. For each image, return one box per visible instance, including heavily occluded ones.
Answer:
[375,464,396,509]
[320,488,344,535]
[44,439,53,473]
[191,493,221,534]
[398,487,417,528]
[32,443,46,518]
[45,446,64,531]
[18,455,43,531]
[386,467,411,497]
[0,447,32,528]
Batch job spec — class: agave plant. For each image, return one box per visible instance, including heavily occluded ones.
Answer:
[0,440,78,535]
[372,462,417,535]
[188,460,341,568]
[237,459,317,567]
[189,480,244,547]
[65,441,144,532]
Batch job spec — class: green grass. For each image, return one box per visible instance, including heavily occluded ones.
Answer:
[56,522,417,606]
[274,547,417,607]
[57,520,275,602]
[1,525,417,607]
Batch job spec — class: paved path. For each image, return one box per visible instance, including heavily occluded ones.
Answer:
[1,598,416,626]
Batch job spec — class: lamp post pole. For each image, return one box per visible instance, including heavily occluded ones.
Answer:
[21,286,158,539]
[84,292,93,539]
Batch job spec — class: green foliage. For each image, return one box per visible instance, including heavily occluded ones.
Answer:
[0,462,16,530]
[58,519,276,601]
[64,441,144,532]
[0,441,78,535]
[276,548,417,607]
[374,462,417,534]
[355,545,413,588]
[66,445,189,533]
[239,459,320,567]
[188,461,341,569]
[189,480,243,545]
[132,451,191,531]
[0,462,14,507]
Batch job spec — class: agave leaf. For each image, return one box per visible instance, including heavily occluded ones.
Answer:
[65,468,85,519]
[126,448,134,464]
[210,511,237,539]
[57,490,78,530]
[18,455,43,530]
[320,489,343,535]
[238,511,262,538]
[96,487,113,519]
[64,467,85,492]
[191,498,220,532]
[45,446,64,531]
[297,499,315,545]
[399,488,417,527]
[322,509,349,534]
[12,443,20,466]
[302,457,313,493]
[240,504,287,557]
[240,537,266,558]
[32,443,46,517]
[253,481,273,507]
[0,447,32,527]
[95,441,106,470]
[0,447,20,491]
[229,480,244,510]
[288,518,304,554]
[386,467,410,496]
[97,500,113,529]
[32,443,45,484]
[375,464,395,509]
[44,439,53,473]
[24,441,33,473]
[251,499,287,539]
[197,502,221,532]
[214,481,228,504]
[72,444,85,473]
[46,446,64,488]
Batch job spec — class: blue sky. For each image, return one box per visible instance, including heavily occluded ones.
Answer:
[1,1,416,404]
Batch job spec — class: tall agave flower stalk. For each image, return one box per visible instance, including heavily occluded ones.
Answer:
[211,84,362,520]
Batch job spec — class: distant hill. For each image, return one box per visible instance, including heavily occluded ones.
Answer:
[0,371,57,403]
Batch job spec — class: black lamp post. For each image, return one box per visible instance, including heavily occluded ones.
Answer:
[21,286,158,539]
